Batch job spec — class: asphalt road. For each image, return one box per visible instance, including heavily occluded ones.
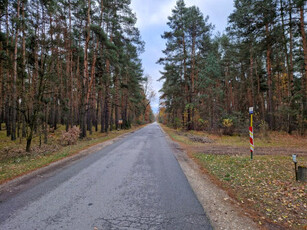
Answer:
[0,122,212,230]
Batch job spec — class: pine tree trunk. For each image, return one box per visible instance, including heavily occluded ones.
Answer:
[104,93,109,133]
[86,37,99,135]
[65,14,70,132]
[121,72,128,129]
[21,1,26,138]
[114,71,119,130]
[110,104,114,131]
[0,11,3,131]
[122,73,129,129]
[68,0,73,129]
[87,108,93,135]
[44,104,48,144]
[80,0,91,138]
[26,129,33,152]
[80,89,87,138]
[225,65,230,114]
[100,81,105,133]
[104,31,113,133]
[190,34,196,130]
[5,7,10,137]
[182,33,190,130]
[95,92,99,132]
[299,4,307,134]
[250,49,255,107]
[266,23,274,129]
[54,100,58,130]
[11,0,20,141]
[281,0,294,133]
[299,5,307,95]
[100,90,105,133]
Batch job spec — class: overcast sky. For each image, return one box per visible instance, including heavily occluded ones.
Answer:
[130,0,235,113]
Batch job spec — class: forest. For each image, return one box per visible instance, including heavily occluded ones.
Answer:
[0,0,154,152]
[158,0,307,136]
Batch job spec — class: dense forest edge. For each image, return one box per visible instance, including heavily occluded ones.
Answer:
[0,0,154,153]
[158,0,307,136]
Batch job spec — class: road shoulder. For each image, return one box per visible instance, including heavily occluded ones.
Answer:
[0,128,141,199]
[159,124,259,230]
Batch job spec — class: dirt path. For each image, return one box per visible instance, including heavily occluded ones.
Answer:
[188,144,307,156]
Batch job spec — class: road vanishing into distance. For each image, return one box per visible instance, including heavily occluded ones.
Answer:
[0,123,212,230]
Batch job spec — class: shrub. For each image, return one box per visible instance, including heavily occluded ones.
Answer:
[173,117,182,129]
[198,118,209,131]
[222,118,234,135]
[61,126,80,146]
[222,118,233,128]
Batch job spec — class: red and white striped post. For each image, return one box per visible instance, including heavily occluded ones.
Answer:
[249,107,254,160]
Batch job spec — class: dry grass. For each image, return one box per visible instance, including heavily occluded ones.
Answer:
[209,131,307,149]
[195,154,307,229]
[161,124,307,229]
[170,127,307,149]
[0,125,142,184]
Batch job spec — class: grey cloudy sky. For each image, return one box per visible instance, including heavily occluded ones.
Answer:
[130,0,235,113]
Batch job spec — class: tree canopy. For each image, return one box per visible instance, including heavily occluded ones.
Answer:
[0,0,154,152]
[159,0,307,135]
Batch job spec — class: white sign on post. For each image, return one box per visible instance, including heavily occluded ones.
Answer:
[249,107,254,114]
[292,154,297,163]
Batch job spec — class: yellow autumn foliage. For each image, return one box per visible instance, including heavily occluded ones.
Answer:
[222,118,233,128]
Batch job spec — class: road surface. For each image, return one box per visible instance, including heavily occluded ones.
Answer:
[0,123,212,229]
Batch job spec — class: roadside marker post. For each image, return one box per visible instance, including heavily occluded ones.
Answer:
[249,107,254,160]
[292,154,298,181]
[118,119,123,130]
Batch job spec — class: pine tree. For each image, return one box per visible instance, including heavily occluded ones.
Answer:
[0,0,151,152]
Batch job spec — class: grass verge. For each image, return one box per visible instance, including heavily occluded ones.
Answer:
[0,126,143,185]
[160,124,307,229]
[195,154,306,229]
[161,124,307,149]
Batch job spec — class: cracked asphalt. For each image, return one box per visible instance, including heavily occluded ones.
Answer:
[0,122,212,230]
